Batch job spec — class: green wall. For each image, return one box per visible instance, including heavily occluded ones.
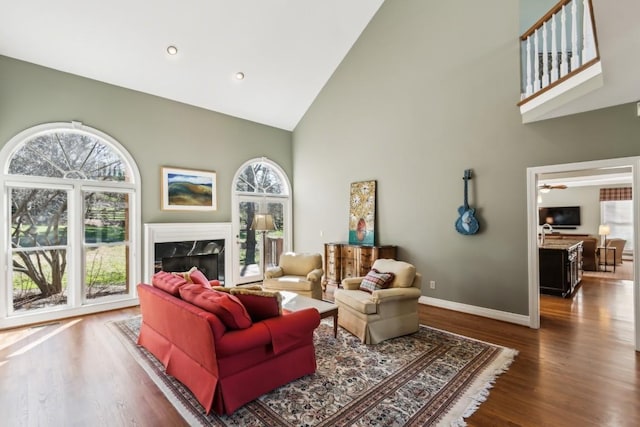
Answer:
[292,0,640,315]
[0,55,293,225]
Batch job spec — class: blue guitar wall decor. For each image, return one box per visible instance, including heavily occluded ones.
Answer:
[455,169,479,235]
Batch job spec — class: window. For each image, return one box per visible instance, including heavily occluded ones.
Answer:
[1,122,140,328]
[601,200,634,253]
[232,158,291,285]
[599,187,634,254]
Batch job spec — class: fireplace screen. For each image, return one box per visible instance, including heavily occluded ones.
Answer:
[154,239,225,283]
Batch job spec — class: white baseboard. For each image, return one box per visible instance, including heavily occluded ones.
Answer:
[419,296,531,327]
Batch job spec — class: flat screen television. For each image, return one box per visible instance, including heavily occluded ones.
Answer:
[538,206,581,227]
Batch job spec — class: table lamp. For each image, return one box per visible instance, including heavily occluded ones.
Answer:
[598,224,610,247]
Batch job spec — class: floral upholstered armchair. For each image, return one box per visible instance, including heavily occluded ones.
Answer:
[262,252,324,300]
[334,259,422,344]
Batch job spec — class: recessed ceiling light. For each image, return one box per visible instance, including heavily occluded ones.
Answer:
[235,72,245,80]
[166,45,178,55]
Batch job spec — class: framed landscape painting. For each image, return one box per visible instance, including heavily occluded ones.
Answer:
[348,180,376,245]
[161,167,217,211]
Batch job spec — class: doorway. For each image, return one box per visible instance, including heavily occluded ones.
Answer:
[527,157,640,351]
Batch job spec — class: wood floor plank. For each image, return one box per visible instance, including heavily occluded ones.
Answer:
[0,274,638,426]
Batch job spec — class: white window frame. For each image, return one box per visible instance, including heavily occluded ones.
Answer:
[0,122,142,329]
[231,158,292,284]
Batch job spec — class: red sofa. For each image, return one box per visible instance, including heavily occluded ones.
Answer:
[136,276,320,415]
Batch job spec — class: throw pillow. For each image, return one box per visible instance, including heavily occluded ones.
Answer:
[172,266,212,289]
[152,271,188,296]
[187,268,212,289]
[229,288,282,322]
[359,268,395,293]
[179,285,252,330]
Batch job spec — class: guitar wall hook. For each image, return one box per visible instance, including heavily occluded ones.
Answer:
[455,169,480,235]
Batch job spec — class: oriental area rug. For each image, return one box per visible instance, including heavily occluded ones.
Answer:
[109,317,517,427]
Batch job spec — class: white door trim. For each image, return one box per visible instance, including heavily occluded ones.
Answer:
[527,156,640,352]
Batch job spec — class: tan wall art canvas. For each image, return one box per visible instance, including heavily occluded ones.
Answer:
[349,180,376,245]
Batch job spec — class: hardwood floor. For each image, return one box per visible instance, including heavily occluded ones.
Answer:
[0,275,638,426]
[424,275,639,427]
[0,307,187,427]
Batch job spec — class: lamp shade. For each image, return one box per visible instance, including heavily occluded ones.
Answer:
[598,224,610,236]
[251,213,276,231]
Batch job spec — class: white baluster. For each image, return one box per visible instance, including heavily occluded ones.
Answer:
[534,29,541,92]
[560,5,569,76]
[542,21,549,87]
[526,37,533,96]
[551,13,558,83]
[582,0,596,61]
[571,0,580,69]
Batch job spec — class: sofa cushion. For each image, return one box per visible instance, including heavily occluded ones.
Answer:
[212,285,262,293]
[372,259,416,288]
[179,285,252,330]
[262,276,314,291]
[152,271,188,296]
[230,288,282,322]
[359,269,395,293]
[334,289,377,314]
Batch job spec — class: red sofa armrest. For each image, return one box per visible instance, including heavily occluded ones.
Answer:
[262,308,321,354]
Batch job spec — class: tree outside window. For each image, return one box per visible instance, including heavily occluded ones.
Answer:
[2,123,138,320]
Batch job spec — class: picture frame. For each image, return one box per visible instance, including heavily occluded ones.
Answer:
[348,180,376,245]
[161,167,217,211]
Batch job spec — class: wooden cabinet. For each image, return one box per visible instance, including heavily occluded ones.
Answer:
[323,243,397,296]
[539,241,583,298]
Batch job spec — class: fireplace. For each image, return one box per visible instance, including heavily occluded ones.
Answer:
[144,223,233,286]
[157,240,223,281]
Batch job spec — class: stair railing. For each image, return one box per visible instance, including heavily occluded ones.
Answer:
[519,0,599,105]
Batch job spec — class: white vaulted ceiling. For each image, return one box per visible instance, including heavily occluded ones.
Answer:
[0,0,383,130]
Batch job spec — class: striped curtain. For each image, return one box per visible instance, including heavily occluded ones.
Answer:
[599,187,632,201]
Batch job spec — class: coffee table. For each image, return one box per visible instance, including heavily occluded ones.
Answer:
[280,291,338,338]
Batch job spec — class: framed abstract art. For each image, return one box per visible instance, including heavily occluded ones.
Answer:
[348,180,376,245]
[161,166,217,211]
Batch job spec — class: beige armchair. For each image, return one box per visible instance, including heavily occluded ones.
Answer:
[606,238,626,265]
[262,252,324,300]
[334,259,422,344]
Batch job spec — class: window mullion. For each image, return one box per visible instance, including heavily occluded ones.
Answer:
[68,185,83,307]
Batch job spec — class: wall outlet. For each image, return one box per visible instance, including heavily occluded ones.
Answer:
[429,280,436,289]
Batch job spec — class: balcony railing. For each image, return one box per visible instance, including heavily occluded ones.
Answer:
[518,0,599,105]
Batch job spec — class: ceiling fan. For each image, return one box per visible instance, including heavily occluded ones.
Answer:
[539,184,567,193]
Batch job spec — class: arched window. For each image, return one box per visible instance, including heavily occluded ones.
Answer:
[232,158,291,285]
[0,122,141,328]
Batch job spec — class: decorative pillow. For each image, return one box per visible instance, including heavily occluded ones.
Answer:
[152,271,188,296]
[172,266,212,289]
[179,285,252,330]
[359,269,395,293]
[229,288,282,322]
[188,268,212,288]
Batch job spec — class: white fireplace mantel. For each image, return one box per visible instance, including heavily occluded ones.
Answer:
[144,222,233,284]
